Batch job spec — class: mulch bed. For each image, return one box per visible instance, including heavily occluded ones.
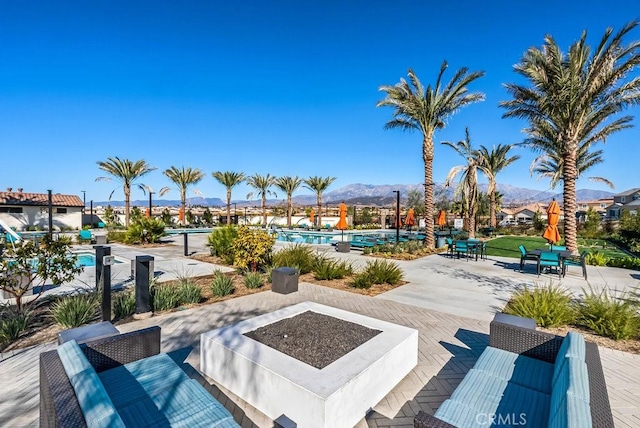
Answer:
[244,311,381,369]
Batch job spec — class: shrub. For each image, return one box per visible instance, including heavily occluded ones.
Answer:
[107,230,127,243]
[576,287,640,340]
[207,226,238,264]
[0,305,31,343]
[151,284,181,312]
[272,244,315,274]
[211,272,235,297]
[503,284,575,328]
[312,255,353,280]
[606,256,640,270]
[362,259,403,285]
[179,281,202,304]
[125,218,166,244]
[244,272,264,289]
[112,291,136,320]
[262,265,275,283]
[351,273,373,289]
[231,226,275,271]
[585,251,610,266]
[51,293,100,328]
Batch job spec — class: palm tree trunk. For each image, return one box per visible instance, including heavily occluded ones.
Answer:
[124,186,131,227]
[262,195,267,227]
[563,144,579,254]
[317,195,322,228]
[181,190,186,226]
[489,188,497,228]
[423,137,435,249]
[226,189,231,225]
[287,195,292,227]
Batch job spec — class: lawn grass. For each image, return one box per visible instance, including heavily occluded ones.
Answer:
[485,236,629,259]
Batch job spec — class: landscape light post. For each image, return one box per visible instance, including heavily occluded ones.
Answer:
[233,202,237,225]
[48,189,53,237]
[81,190,86,228]
[148,191,154,218]
[90,201,93,228]
[244,207,247,225]
[393,190,400,244]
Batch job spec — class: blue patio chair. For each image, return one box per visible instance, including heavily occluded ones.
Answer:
[551,245,567,251]
[518,245,538,271]
[454,241,470,261]
[537,251,561,278]
[78,229,93,243]
[446,238,454,258]
[563,251,588,279]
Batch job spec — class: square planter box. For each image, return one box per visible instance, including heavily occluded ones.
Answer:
[200,302,418,428]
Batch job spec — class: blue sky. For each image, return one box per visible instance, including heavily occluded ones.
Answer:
[1,1,639,203]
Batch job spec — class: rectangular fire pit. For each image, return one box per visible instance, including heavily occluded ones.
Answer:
[200,302,418,428]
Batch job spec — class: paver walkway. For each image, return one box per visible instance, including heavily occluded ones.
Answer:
[1,234,639,427]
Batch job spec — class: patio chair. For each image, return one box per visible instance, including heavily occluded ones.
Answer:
[537,251,561,278]
[78,229,93,243]
[551,244,567,251]
[518,245,537,271]
[454,241,470,261]
[446,238,454,258]
[563,250,588,279]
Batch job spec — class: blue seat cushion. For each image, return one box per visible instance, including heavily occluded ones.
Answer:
[98,353,191,408]
[439,369,550,428]
[473,347,553,394]
[553,332,586,385]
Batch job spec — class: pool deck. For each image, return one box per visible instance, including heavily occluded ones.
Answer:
[1,234,639,427]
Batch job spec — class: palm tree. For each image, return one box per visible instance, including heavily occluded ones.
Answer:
[96,157,156,227]
[246,173,276,227]
[477,144,520,228]
[501,22,640,253]
[160,166,205,226]
[303,176,336,227]
[212,171,246,225]
[529,139,615,189]
[442,128,488,238]
[377,63,485,248]
[274,176,302,227]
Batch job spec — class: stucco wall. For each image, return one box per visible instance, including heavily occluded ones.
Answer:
[0,207,82,231]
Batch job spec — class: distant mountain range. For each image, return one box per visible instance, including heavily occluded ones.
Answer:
[95,183,614,208]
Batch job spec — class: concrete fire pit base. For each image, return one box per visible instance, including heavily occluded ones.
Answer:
[200,301,418,428]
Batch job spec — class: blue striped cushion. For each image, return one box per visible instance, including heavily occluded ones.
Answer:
[57,340,92,378]
[442,369,550,428]
[473,347,553,394]
[99,353,190,408]
[68,368,125,428]
[548,394,592,428]
[553,333,586,384]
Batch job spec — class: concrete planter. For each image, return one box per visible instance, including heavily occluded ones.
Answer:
[336,242,351,253]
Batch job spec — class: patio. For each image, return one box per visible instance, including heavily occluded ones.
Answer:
[1,235,639,427]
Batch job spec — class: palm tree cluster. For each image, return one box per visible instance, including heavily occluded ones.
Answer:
[379,21,640,251]
[96,159,336,228]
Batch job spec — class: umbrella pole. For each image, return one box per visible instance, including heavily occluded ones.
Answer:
[341,229,344,242]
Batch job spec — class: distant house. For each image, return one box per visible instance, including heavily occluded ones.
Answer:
[0,190,84,231]
[576,198,613,221]
[498,202,565,225]
[606,188,640,219]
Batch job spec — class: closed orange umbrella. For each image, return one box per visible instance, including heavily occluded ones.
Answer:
[336,203,348,241]
[178,208,184,223]
[542,200,561,244]
[404,208,416,228]
[436,210,447,227]
[145,208,151,218]
[309,209,315,226]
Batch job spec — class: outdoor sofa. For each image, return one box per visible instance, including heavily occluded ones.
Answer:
[40,326,239,427]
[414,314,613,428]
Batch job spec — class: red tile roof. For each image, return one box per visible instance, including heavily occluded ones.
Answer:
[0,192,84,207]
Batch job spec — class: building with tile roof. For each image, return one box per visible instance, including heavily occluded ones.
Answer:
[0,189,84,231]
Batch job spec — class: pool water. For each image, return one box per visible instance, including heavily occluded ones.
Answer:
[73,253,122,268]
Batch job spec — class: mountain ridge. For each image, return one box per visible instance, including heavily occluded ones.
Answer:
[94,183,614,207]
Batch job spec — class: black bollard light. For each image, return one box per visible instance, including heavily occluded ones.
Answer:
[94,246,105,289]
[183,232,189,256]
[134,255,154,318]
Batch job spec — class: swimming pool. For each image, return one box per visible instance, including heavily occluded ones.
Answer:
[72,252,122,268]
[164,228,214,235]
